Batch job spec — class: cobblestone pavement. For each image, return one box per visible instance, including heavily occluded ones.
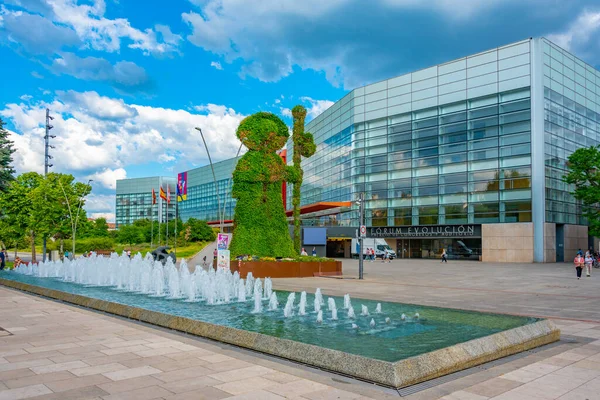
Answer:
[1,259,600,399]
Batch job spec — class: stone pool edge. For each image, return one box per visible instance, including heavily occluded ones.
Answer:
[0,278,560,388]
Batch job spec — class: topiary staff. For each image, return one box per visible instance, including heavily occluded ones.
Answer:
[229,112,299,258]
[291,106,316,254]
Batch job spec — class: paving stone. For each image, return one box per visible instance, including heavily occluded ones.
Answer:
[301,387,365,400]
[102,365,163,381]
[439,391,488,400]
[163,386,231,400]
[30,360,88,375]
[83,352,141,366]
[24,385,110,400]
[100,385,174,400]
[152,365,213,383]
[463,377,521,398]
[266,379,330,397]
[97,375,165,394]
[227,389,286,400]
[209,365,275,383]
[4,351,63,363]
[3,371,74,389]
[0,384,52,400]
[215,376,277,395]
[43,373,111,392]
[69,362,129,377]
[159,375,221,394]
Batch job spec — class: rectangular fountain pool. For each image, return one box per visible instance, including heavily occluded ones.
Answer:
[0,270,559,388]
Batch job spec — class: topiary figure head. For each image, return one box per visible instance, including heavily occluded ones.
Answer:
[236,112,289,152]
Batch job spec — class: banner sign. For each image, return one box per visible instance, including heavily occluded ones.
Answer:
[177,172,187,202]
[217,233,230,250]
[217,250,230,270]
[369,224,481,239]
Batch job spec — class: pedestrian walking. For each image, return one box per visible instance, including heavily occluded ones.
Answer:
[312,247,317,256]
[370,248,375,262]
[574,253,584,279]
[584,251,593,277]
[0,249,5,270]
[441,249,448,263]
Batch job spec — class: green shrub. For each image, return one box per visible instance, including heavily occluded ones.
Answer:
[75,237,115,253]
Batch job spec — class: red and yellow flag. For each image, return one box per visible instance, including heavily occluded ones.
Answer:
[166,184,171,204]
[152,188,157,205]
[159,187,167,202]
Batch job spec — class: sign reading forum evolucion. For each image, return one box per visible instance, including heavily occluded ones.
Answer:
[369,224,481,239]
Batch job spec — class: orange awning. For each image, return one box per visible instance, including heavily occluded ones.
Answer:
[207,201,351,225]
[285,201,352,217]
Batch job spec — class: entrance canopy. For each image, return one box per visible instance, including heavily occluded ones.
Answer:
[207,201,352,226]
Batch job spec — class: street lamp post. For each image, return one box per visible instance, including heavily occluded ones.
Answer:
[356,192,365,280]
[195,127,223,233]
[59,179,92,255]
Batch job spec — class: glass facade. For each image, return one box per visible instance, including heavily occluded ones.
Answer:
[294,40,535,228]
[542,39,600,225]
[178,158,239,223]
[115,177,177,227]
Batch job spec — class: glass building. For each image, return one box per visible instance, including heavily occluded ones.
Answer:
[118,38,600,262]
[178,158,239,225]
[288,38,600,262]
[115,177,177,227]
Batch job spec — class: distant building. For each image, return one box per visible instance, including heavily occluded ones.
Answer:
[178,158,239,228]
[115,177,177,227]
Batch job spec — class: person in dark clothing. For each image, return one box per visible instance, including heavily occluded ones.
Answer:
[0,250,5,270]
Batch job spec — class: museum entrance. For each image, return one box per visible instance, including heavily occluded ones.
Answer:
[396,238,482,260]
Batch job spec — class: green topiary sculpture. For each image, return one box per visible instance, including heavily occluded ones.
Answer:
[291,105,316,253]
[229,112,299,258]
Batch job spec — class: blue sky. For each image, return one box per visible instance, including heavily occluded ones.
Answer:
[1,0,600,221]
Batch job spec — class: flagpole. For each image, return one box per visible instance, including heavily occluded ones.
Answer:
[166,184,170,248]
[150,192,154,250]
[174,198,178,258]
[158,179,162,247]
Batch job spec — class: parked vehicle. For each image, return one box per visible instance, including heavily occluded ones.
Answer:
[351,238,396,259]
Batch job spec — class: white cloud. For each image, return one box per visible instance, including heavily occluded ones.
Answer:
[19,95,32,101]
[31,71,44,79]
[210,61,223,70]
[57,90,138,120]
[85,193,116,222]
[89,212,115,222]
[49,53,151,92]
[182,0,523,87]
[280,107,292,118]
[547,10,600,61]
[2,90,246,180]
[19,0,182,56]
[300,97,334,120]
[87,168,127,190]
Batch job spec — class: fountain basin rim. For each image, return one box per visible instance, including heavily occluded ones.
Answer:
[0,278,560,388]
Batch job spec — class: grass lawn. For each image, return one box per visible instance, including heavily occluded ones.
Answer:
[114,241,209,259]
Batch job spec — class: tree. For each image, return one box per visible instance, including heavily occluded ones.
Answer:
[184,218,216,242]
[0,118,16,192]
[0,172,42,261]
[34,173,92,255]
[291,106,316,253]
[564,145,600,236]
[117,225,144,248]
[92,218,110,237]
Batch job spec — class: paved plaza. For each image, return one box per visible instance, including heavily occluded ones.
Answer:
[1,260,600,399]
